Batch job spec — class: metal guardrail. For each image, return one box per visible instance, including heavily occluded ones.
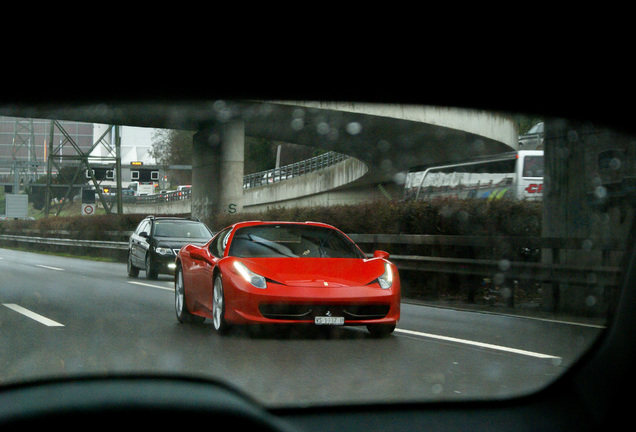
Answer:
[0,234,127,250]
[387,255,620,287]
[348,234,623,288]
[1,231,623,316]
[0,231,624,313]
[347,233,626,251]
[0,233,623,289]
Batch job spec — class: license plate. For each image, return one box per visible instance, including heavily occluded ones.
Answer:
[315,316,344,325]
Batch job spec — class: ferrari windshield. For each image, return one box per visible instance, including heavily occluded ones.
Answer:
[228,224,366,259]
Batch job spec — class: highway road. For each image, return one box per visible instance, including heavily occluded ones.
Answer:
[0,248,606,407]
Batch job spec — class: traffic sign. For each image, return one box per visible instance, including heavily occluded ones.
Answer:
[81,204,95,216]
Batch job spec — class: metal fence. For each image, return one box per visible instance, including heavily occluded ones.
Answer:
[243,151,349,189]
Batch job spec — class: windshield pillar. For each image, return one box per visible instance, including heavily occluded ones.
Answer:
[542,120,634,315]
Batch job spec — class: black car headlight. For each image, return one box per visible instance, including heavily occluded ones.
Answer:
[155,247,174,256]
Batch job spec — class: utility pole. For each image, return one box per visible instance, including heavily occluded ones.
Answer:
[44,121,54,216]
[10,118,38,188]
[115,126,123,214]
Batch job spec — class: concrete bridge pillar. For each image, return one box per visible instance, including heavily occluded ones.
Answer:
[191,121,244,226]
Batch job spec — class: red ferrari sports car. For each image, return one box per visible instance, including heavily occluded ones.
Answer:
[174,221,400,336]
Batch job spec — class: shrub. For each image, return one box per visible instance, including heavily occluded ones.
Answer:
[207,198,542,237]
[1,199,541,239]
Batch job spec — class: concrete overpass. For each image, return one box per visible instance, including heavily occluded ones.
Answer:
[1,101,517,222]
[187,101,516,220]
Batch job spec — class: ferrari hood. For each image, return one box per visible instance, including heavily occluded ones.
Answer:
[238,258,387,287]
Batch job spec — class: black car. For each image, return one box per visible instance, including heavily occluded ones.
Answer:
[127,216,214,279]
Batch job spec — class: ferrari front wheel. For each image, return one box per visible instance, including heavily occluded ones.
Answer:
[212,275,230,334]
[366,323,396,338]
[175,265,204,324]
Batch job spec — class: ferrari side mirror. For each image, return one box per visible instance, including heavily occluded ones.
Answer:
[373,250,390,259]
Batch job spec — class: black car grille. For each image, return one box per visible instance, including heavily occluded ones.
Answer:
[258,304,390,320]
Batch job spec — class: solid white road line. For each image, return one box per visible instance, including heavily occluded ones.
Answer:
[128,281,174,292]
[2,303,64,327]
[395,328,560,360]
[36,265,64,271]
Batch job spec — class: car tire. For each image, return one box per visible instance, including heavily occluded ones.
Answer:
[145,254,158,280]
[175,264,205,324]
[366,323,396,338]
[212,275,230,335]
[127,252,139,278]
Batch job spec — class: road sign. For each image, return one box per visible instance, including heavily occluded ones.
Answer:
[81,204,95,216]
[5,194,28,218]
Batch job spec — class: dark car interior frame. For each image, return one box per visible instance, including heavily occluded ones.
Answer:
[0,69,634,432]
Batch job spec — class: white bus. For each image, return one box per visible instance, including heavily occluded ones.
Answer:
[404,150,544,201]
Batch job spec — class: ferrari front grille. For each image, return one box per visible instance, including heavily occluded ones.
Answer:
[258,304,390,320]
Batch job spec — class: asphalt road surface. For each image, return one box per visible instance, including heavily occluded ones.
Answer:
[0,248,606,407]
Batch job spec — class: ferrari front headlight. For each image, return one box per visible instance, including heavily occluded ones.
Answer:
[378,262,393,289]
[234,261,267,289]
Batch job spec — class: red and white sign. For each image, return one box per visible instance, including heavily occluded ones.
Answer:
[81,204,95,216]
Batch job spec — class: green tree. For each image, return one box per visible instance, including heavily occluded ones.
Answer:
[150,130,195,186]
[150,130,194,166]
[245,137,277,173]
[512,114,543,135]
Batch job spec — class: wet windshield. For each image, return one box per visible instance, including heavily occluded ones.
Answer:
[0,102,633,408]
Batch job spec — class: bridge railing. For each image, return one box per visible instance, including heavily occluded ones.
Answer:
[98,188,192,205]
[113,151,348,205]
[243,151,349,189]
[123,188,192,205]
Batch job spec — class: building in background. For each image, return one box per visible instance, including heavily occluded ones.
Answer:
[90,124,157,166]
[0,116,158,182]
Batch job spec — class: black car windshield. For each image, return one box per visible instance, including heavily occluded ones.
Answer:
[153,221,211,238]
[229,225,365,259]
